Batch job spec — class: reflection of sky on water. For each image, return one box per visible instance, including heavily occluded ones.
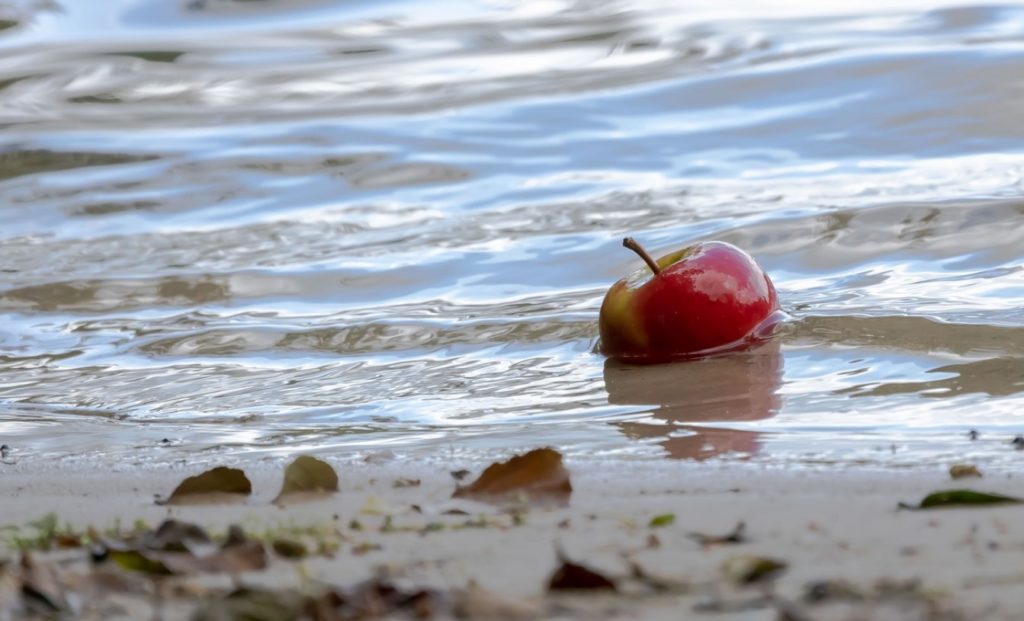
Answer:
[0,0,1022,466]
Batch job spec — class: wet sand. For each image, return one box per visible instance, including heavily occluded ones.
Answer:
[2,455,1024,619]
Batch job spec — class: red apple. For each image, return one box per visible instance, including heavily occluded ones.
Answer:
[599,237,779,363]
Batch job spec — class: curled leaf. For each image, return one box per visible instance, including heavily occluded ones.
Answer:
[901,489,1022,510]
[274,456,338,503]
[548,559,616,591]
[949,464,982,480]
[158,467,252,505]
[453,448,571,506]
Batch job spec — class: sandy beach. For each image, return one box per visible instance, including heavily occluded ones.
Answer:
[3,452,1024,620]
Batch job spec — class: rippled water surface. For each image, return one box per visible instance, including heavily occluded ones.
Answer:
[1,0,1023,466]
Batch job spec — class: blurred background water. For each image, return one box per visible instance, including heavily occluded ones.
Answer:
[1,0,1022,466]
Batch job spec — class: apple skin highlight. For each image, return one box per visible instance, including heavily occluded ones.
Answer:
[598,240,779,363]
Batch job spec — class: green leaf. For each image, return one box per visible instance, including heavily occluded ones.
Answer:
[648,513,675,528]
[902,489,1023,510]
[274,456,339,503]
[108,549,174,575]
[159,467,252,505]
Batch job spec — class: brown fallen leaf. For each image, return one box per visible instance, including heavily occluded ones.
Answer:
[274,455,338,503]
[158,467,252,505]
[548,558,616,591]
[949,464,982,479]
[453,448,571,506]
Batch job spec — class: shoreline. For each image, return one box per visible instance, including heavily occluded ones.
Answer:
[3,455,1024,619]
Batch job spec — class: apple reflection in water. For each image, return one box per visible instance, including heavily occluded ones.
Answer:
[605,339,783,460]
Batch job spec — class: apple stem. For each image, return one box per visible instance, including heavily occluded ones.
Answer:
[622,237,661,275]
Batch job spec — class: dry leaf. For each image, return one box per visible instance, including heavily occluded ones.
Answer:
[159,467,252,505]
[949,464,982,479]
[274,456,338,503]
[548,558,616,591]
[453,448,571,506]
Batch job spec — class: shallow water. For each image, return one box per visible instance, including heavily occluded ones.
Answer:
[1,0,1022,467]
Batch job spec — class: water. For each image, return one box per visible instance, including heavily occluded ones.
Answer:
[1,0,1023,467]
